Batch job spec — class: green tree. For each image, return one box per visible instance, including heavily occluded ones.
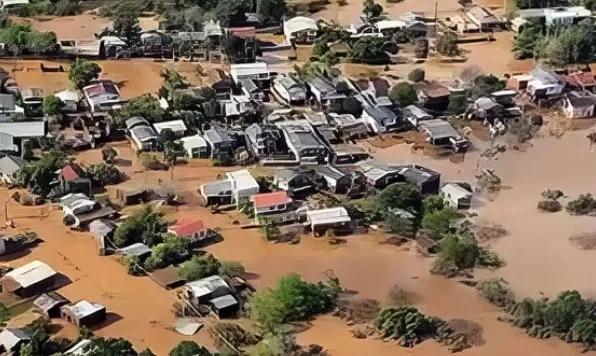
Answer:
[144,233,192,271]
[0,303,10,324]
[349,37,389,64]
[422,195,446,216]
[377,183,423,214]
[384,214,416,237]
[178,254,222,281]
[414,38,429,58]
[513,22,543,59]
[470,74,506,98]
[362,0,384,21]
[139,349,157,356]
[113,205,167,247]
[447,91,469,115]
[113,12,141,45]
[170,341,213,356]
[22,139,34,161]
[389,82,418,106]
[219,260,245,278]
[69,59,102,89]
[256,0,286,24]
[249,274,341,331]
[436,31,459,57]
[87,162,122,186]
[408,68,425,83]
[42,95,63,116]
[101,145,118,164]
[213,0,250,27]
[18,150,65,196]
[116,94,166,124]
[53,0,81,15]
[84,337,137,356]
[160,128,177,144]
[421,207,460,241]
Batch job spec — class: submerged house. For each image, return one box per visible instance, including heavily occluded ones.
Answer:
[0,328,31,354]
[313,165,352,194]
[403,105,432,128]
[272,75,307,104]
[0,155,25,185]
[184,275,238,318]
[34,292,70,318]
[562,91,596,119]
[418,119,470,152]
[252,191,294,224]
[125,117,160,152]
[564,72,596,92]
[60,193,117,228]
[414,82,450,112]
[203,127,237,159]
[1,260,57,298]
[306,77,347,110]
[245,124,290,160]
[360,104,399,133]
[273,169,315,194]
[168,219,210,242]
[276,120,329,164]
[180,134,209,158]
[83,81,122,112]
[527,67,565,98]
[199,169,259,206]
[306,207,353,236]
[283,16,318,44]
[465,6,504,31]
[60,300,106,327]
[441,183,473,209]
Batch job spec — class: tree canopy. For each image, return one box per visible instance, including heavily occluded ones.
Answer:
[362,0,384,21]
[349,37,390,64]
[256,0,286,25]
[83,337,137,356]
[87,163,122,186]
[178,254,222,281]
[113,12,142,45]
[436,31,459,57]
[169,341,213,356]
[42,95,63,116]
[113,205,167,247]
[69,59,102,89]
[389,82,418,106]
[18,150,65,196]
[249,273,342,331]
[144,233,193,271]
[115,94,166,125]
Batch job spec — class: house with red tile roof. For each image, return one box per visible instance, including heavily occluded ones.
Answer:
[168,219,208,242]
[252,191,295,224]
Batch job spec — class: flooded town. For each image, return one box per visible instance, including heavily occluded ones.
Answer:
[0,0,593,354]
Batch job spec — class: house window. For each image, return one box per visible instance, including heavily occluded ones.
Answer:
[276,204,285,210]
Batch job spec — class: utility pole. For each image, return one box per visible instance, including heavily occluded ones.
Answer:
[434,1,438,22]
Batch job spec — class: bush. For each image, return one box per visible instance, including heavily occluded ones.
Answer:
[349,37,390,64]
[219,261,245,278]
[87,163,122,186]
[476,278,515,308]
[436,31,459,57]
[53,0,81,15]
[537,200,562,213]
[373,307,444,347]
[139,152,166,170]
[421,207,460,241]
[408,68,425,83]
[170,341,213,356]
[42,95,63,116]
[389,82,418,106]
[542,189,564,201]
[388,284,418,306]
[448,91,469,115]
[125,256,144,276]
[68,59,101,89]
[422,195,446,216]
[178,255,222,281]
[249,274,341,331]
[414,38,429,58]
[101,145,118,164]
[566,194,596,216]
[385,214,416,238]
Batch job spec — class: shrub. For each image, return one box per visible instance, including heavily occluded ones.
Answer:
[476,278,515,308]
[144,234,192,271]
[566,194,596,215]
[388,284,418,306]
[219,261,245,278]
[414,38,429,58]
[125,256,144,276]
[448,91,469,115]
[421,207,460,241]
[139,152,166,170]
[114,205,167,247]
[42,95,63,116]
[178,255,222,281]
[87,163,122,186]
[389,82,418,106]
[373,307,444,347]
[436,31,459,57]
[170,341,213,356]
[385,214,416,238]
[68,59,101,89]
[542,189,564,201]
[53,0,81,15]
[408,68,425,83]
[537,199,562,213]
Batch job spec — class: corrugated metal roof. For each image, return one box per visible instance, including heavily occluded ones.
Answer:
[4,260,57,288]
[186,275,230,298]
[0,155,25,175]
[0,121,45,138]
[118,242,151,257]
[306,207,351,226]
[153,119,187,134]
[210,294,237,310]
[61,300,105,319]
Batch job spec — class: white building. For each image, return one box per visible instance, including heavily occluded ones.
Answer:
[283,16,318,44]
[272,75,307,104]
[440,183,473,210]
[152,119,187,136]
[180,134,208,158]
[230,62,270,84]
[226,169,260,204]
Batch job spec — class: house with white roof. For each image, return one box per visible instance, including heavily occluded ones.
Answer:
[283,16,318,44]
[180,134,208,158]
[153,119,188,136]
[60,300,106,327]
[306,207,352,236]
[199,169,259,206]
[1,260,57,297]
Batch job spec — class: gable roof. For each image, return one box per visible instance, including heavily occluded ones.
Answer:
[284,16,318,35]
[226,169,259,191]
[0,155,25,175]
[61,300,105,319]
[0,328,31,351]
[3,260,57,289]
[252,191,292,208]
[60,165,81,181]
[169,219,206,236]
[186,275,230,298]
[118,242,152,257]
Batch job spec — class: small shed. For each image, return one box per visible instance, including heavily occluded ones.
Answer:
[1,260,57,298]
[60,300,107,327]
[150,266,186,289]
[440,183,473,209]
[33,292,70,318]
[185,275,231,304]
[209,294,238,318]
[114,187,149,206]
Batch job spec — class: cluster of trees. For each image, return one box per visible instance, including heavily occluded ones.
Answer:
[18,150,66,196]
[6,0,80,17]
[114,205,168,247]
[514,20,596,66]
[389,82,418,106]
[493,289,596,351]
[537,190,596,215]
[249,273,342,332]
[0,22,57,56]
[69,59,102,89]
[373,307,445,347]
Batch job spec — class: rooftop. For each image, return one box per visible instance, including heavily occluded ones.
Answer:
[0,328,30,351]
[186,275,230,298]
[203,128,235,144]
[0,155,25,175]
[253,191,292,209]
[33,292,69,312]
[118,242,152,257]
[125,116,150,130]
[201,179,233,197]
[419,119,463,140]
[131,125,158,142]
[210,294,238,310]
[467,6,503,24]
[3,260,57,289]
[306,207,351,226]
[566,91,596,108]
[441,183,473,200]
[313,165,349,180]
[60,165,81,181]
[0,120,45,138]
[564,72,596,88]
[61,300,105,319]
[153,119,187,134]
[414,82,451,98]
[226,169,259,191]
[169,219,206,236]
[283,16,318,35]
